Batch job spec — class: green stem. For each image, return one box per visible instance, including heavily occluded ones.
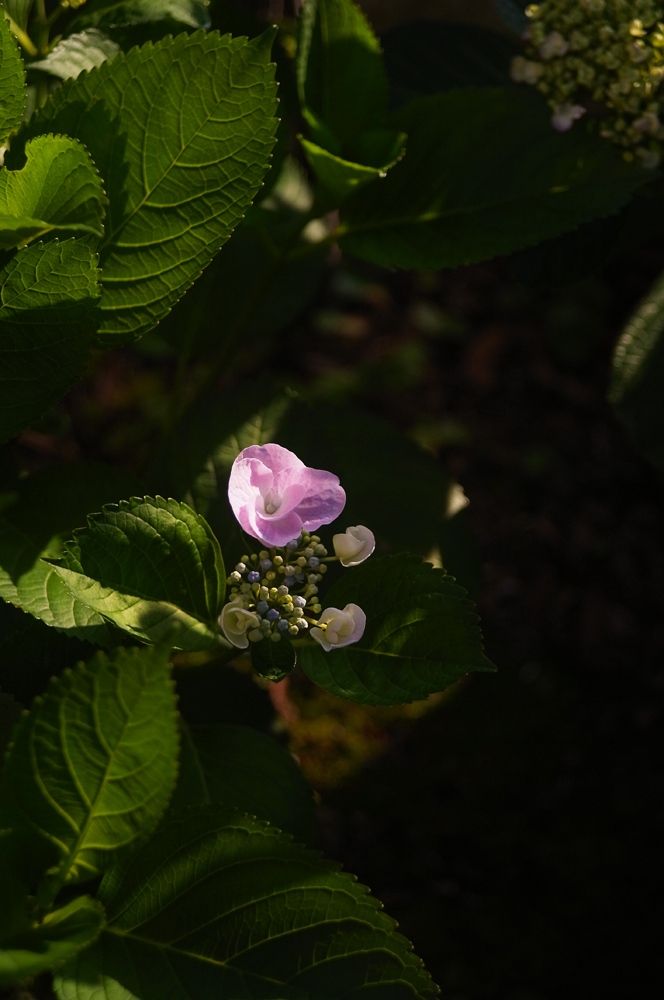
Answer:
[4,13,38,55]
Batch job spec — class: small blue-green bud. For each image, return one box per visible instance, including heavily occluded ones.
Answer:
[294,596,306,608]
[286,539,299,549]
[292,608,304,620]
[248,570,260,583]
[260,558,272,571]
[295,572,305,582]
[248,628,264,642]
[257,601,269,614]
[266,608,280,622]
[307,573,318,584]
[277,618,290,633]
[260,619,271,632]
[308,556,320,568]
[284,576,295,587]
[270,632,281,643]
[314,544,326,556]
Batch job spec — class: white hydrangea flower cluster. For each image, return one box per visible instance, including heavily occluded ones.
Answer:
[512,0,664,167]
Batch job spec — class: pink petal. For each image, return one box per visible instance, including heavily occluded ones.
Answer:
[295,470,346,530]
[252,509,303,547]
[239,443,304,476]
[228,457,272,521]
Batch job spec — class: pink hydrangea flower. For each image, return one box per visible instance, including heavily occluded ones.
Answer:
[228,443,346,547]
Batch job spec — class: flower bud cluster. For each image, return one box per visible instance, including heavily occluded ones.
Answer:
[513,0,664,166]
[222,530,329,646]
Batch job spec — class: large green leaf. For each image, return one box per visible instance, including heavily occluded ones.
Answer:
[609,265,664,468]
[0,238,100,443]
[11,30,279,344]
[29,31,121,80]
[300,131,406,202]
[53,496,226,650]
[0,14,25,145]
[174,724,316,845]
[0,897,105,987]
[338,87,650,270]
[55,807,438,1000]
[297,0,386,152]
[0,135,105,249]
[300,554,494,706]
[0,645,178,887]
[382,22,519,108]
[0,461,139,646]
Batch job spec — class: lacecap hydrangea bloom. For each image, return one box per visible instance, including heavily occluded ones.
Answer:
[220,444,372,653]
[512,0,664,167]
[228,442,346,548]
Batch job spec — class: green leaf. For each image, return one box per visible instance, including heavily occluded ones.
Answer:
[300,554,494,706]
[0,461,140,645]
[0,237,100,443]
[0,896,105,986]
[0,13,25,146]
[12,29,279,344]
[250,634,297,682]
[3,1,34,32]
[0,644,178,886]
[338,87,651,270]
[297,0,387,152]
[277,403,454,554]
[53,496,226,650]
[382,22,519,108]
[147,383,291,557]
[609,265,664,467]
[174,723,316,845]
[0,135,106,250]
[29,30,121,80]
[72,0,211,32]
[55,807,438,1000]
[299,130,406,202]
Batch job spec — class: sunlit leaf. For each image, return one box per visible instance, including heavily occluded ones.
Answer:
[0,135,105,249]
[0,462,138,646]
[0,644,178,885]
[53,496,225,650]
[72,0,211,32]
[0,13,25,144]
[11,30,279,343]
[29,30,121,79]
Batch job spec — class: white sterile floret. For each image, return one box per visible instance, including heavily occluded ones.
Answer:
[219,596,259,649]
[311,604,366,652]
[332,525,376,567]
